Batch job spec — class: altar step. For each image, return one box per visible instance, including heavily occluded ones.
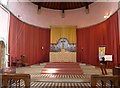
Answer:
[41,62,83,75]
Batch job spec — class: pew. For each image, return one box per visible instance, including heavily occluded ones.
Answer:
[91,75,120,88]
[113,67,120,75]
[2,74,30,88]
[113,67,120,87]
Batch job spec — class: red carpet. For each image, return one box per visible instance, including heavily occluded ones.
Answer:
[41,62,83,75]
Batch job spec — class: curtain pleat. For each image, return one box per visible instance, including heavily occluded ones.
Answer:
[9,12,119,67]
[9,14,50,65]
[77,12,119,68]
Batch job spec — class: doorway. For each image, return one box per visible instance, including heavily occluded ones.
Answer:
[0,41,5,68]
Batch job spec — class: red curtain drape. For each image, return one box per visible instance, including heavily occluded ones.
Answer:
[9,14,50,65]
[77,12,119,68]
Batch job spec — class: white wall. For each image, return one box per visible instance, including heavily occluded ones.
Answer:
[7,2,118,28]
[0,5,10,67]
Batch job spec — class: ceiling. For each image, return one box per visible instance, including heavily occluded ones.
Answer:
[32,2,93,10]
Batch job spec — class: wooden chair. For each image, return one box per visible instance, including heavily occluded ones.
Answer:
[2,67,16,74]
[12,59,17,67]
[91,75,120,88]
[2,74,30,88]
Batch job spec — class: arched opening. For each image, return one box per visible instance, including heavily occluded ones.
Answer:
[0,41,5,68]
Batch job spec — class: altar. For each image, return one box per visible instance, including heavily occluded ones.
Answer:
[50,52,76,62]
[50,49,76,62]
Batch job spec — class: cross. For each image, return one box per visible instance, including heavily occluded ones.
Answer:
[61,39,65,49]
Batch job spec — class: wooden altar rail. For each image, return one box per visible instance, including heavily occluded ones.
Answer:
[91,75,120,88]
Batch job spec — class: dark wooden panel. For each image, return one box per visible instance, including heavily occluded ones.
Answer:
[113,67,120,75]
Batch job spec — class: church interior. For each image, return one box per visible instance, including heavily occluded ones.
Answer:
[0,0,120,87]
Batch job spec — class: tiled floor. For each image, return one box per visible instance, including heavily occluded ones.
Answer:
[19,81,91,88]
[31,74,90,82]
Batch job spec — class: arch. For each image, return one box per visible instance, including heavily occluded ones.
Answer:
[0,39,7,68]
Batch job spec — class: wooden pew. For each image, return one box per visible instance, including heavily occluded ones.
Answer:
[2,74,30,88]
[91,75,120,88]
[113,67,120,87]
[113,67,120,75]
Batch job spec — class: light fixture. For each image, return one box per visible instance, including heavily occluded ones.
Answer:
[37,3,43,14]
[17,15,22,19]
[104,12,112,19]
[37,9,41,14]
[85,5,89,14]
[0,0,8,6]
[61,9,65,18]
[37,5,41,14]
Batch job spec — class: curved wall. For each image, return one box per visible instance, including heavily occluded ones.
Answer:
[9,14,50,65]
[77,12,119,67]
[7,2,118,28]
[5,2,119,66]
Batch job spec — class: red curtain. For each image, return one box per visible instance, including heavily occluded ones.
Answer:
[9,14,50,65]
[77,12,119,68]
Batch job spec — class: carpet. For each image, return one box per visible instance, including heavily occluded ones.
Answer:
[41,62,83,75]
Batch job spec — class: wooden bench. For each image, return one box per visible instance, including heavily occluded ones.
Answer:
[91,75,120,88]
[113,67,120,75]
[2,74,30,88]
